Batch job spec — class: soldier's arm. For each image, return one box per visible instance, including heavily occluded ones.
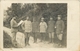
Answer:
[11,20,17,28]
[21,21,25,30]
[39,22,41,31]
[45,22,47,29]
[61,20,65,32]
[55,21,57,28]
[30,22,32,32]
[14,20,18,27]
[39,22,41,27]
[47,21,49,28]
[10,22,13,28]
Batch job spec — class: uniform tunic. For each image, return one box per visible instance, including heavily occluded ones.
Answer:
[39,22,47,33]
[47,20,55,33]
[32,22,39,32]
[21,20,32,33]
[10,19,18,33]
[55,20,64,34]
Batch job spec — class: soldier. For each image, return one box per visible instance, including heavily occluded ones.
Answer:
[39,18,47,42]
[21,16,32,46]
[10,17,18,46]
[32,18,39,43]
[55,15,64,47]
[47,17,55,43]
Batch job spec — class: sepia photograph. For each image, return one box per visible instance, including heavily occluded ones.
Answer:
[3,3,67,48]
[0,0,80,51]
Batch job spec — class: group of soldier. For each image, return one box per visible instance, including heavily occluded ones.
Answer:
[10,15,64,47]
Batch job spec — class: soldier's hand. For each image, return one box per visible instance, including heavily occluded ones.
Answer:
[55,26,56,28]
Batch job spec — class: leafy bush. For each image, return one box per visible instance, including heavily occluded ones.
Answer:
[4,3,67,27]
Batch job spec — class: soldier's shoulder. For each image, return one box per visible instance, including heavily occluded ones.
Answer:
[11,19,13,21]
[44,22,47,24]
[11,19,14,22]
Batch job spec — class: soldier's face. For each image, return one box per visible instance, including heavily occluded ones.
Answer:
[50,18,53,20]
[26,17,29,20]
[58,17,61,20]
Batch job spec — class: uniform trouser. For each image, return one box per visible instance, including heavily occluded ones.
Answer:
[12,32,17,45]
[57,34,63,45]
[25,32,30,45]
[40,33,45,42]
[49,32,54,43]
[33,32,38,42]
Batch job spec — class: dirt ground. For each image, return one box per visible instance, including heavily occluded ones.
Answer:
[3,27,67,48]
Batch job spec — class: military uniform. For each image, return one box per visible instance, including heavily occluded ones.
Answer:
[39,22,47,33]
[55,19,64,46]
[10,18,18,46]
[39,21,47,42]
[32,22,39,43]
[47,20,55,43]
[47,20,55,33]
[21,20,32,46]
[56,20,64,35]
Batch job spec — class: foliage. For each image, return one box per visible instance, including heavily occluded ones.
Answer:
[4,3,67,27]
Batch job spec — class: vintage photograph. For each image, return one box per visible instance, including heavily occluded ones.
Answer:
[3,3,67,48]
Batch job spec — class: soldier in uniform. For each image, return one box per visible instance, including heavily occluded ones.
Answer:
[10,17,18,46]
[47,17,55,43]
[32,18,39,43]
[21,16,32,46]
[55,15,64,47]
[39,18,47,42]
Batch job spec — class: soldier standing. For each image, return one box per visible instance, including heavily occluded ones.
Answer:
[21,16,32,46]
[55,15,64,47]
[10,17,18,46]
[47,17,55,43]
[39,18,47,42]
[32,18,39,43]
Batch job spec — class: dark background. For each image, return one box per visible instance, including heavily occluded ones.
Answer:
[3,3,67,27]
